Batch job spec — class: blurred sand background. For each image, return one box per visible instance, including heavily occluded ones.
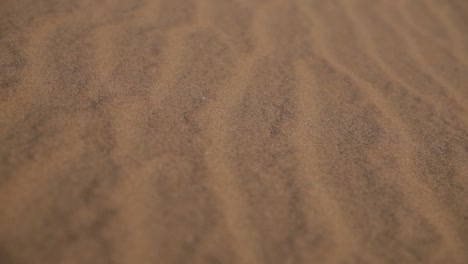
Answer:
[1,0,468,263]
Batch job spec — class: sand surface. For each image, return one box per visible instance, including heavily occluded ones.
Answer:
[1,0,468,263]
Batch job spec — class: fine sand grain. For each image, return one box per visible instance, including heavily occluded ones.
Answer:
[1,0,468,263]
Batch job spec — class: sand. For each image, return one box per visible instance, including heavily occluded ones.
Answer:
[1,0,468,263]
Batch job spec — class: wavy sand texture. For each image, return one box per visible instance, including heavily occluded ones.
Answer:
[1,0,468,263]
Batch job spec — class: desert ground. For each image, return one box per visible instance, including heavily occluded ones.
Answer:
[1,0,468,263]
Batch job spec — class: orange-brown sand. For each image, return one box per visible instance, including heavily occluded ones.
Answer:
[1,0,468,263]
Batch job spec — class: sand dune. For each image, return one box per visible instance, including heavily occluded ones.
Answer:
[1,0,468,263]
